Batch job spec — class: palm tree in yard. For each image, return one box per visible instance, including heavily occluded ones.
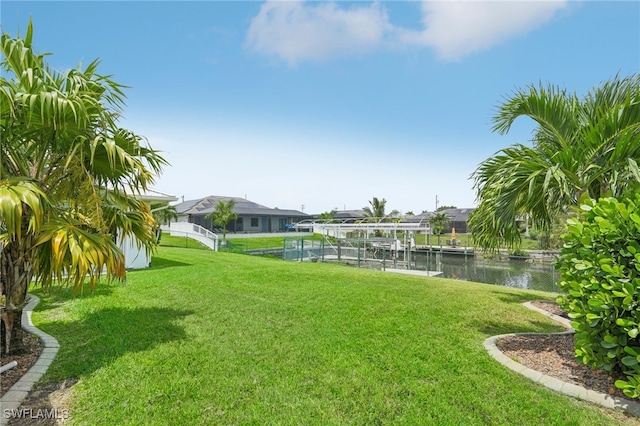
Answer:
[429,212,450,235]
[362,197,399,222]
[469,74,640,251]
[0,21,167,353]
[151,203,178,226]
[206,200,238,244]
[429,212,450,245]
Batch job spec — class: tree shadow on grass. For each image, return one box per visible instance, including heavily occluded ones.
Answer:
[148,255,193,270]
[39,306,194,381]
[467,290,565,336]
[29,284,119,313]
[473,318,566,337]
[485,289,557,305]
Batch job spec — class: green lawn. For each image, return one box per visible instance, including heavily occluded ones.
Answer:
[29,245,634,425]
[222,234,324,253]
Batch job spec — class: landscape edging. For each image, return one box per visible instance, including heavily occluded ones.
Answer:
[483,301,640,417]
[1,295,59,426]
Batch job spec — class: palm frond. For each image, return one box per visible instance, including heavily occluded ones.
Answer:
[0,177,48,241]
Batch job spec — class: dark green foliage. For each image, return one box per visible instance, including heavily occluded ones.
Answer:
[556,195,640,398]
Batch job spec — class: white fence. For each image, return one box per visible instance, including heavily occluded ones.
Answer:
[161,223,219,251]
[297,221,431,239]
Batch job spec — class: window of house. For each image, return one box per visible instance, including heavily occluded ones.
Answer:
[251,217,259,227]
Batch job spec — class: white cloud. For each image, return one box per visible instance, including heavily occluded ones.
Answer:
[245,0,569,64]
[405,1,570,61]
[245,0,393,65]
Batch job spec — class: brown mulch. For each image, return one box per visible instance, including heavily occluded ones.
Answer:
[498,300,628,400]
[1,332,44,395]
[531,300,570,319]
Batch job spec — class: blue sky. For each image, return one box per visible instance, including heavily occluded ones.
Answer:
[2,1,639,215]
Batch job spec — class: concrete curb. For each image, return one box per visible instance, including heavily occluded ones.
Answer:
[484,301,640,417]
[1,295,59,425]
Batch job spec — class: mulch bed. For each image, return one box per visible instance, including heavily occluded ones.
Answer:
[498,300,628,400]
[1,332,44,396]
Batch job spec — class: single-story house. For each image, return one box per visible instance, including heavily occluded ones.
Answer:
[405,208,475,233]
[174,195,309,234]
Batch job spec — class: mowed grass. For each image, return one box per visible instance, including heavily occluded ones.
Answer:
[29,244,634,425]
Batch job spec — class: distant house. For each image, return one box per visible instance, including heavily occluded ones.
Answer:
[405,208,475,233]
[333,210,367,222]
[174,195,309,234]
[310,209,367,223]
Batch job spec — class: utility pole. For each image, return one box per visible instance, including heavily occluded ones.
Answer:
[435,195,439,211]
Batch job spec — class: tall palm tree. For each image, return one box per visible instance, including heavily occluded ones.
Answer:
[0,21,167,353]
[362,197,399,237]
[362,197,399,222]
[470,74,640,251]
[206,200,238,243]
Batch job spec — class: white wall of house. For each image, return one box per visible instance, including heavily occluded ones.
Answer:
[117,190,177,269]
[119,235,151,269]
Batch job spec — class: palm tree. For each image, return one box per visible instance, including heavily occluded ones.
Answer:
[151,203,179,226]
[362,197,399,222]
[429,212,450,245]
[362,197,399,236]
[206,200,238,244]
[317,209,337,223]
[470,74,640,251]
[0,21,167,353]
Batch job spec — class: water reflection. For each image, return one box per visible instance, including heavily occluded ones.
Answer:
[413,252,560,293]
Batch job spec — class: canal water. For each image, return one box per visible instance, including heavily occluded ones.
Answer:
[280,238,561,293]
[412,252,560,293]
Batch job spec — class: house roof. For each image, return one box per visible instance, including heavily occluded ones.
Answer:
[333,210,366,220]
[310,209,366,221]
[175,195,308,218]
[405,208,475,223]
[440,208,475,222]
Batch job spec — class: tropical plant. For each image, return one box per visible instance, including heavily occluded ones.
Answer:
[556,193,640,399]
[469,73,640,252]
[318,209,337,222]
[429,212,450,245]
[206,200,238,242]
[436,205,457,212]
[362,197,399,237]
[0,21,166,353]
[429,212,450,235]
[151,203,178,226]
[362,197,399,222]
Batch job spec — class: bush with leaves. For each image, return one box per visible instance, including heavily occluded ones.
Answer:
[556,194,640,399]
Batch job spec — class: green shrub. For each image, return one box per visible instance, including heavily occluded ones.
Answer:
[556,194,640,399]
[508,248,530,258]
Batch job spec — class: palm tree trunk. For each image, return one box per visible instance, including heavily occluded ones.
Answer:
[1,309,23,354]
[1,235,35,354]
